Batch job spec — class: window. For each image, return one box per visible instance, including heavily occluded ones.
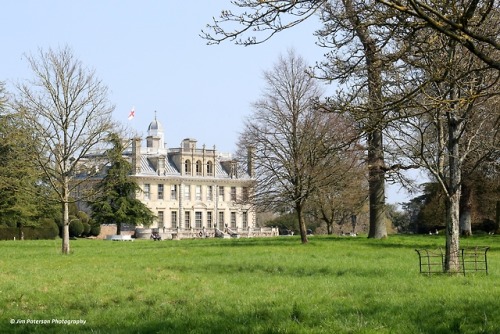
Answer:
[242,211,248,229]
[144,184,150,200]
[230,162,237,178]
[184,159,191,175]
[218,186,225,201]
[218,211,224,229]
[207,161,213,176]
[207,211,213,228]
[158,211,164,228]
[231,187,237,201]
[171,211,177,229]
[196,160,202,176]
[242,187,249,201]
[231,212,236,228]
[184,211,191,229]
[170,185,177,200]
[184,185,191,200]
[195,185,202,200]
[195,211,202,228]
[158,184,164,200]
[207,186,213,201]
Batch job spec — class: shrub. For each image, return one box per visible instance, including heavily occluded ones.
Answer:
[82,222,91,236]
[0,225,59,240]
[0,226,18,240]
[265,213,299,235]
[89,220,101,237]
[37,219,60,239]
[77,211,90,225]
[69,220,84,238]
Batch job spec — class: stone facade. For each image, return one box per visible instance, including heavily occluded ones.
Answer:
[126,117,260,238]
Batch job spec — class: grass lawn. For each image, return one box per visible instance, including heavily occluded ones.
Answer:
[0,234,499,333]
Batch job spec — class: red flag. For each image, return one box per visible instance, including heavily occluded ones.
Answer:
[128,107,135,120]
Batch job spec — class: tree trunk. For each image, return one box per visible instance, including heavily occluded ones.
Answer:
[459,182,472,236]
[296,204,308,244]
[344,0,387,239]
[444,115,461,273]
[117,222,122,235]
[322,209,334,235]
[62,187,70,254]
[327,222,333,235]
[17,223,24,240]
[445,192,461,272]
[351,215,358,234]
[459,210,472,236]
[367,127,387,239]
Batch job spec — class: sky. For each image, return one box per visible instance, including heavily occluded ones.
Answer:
[1,1,414,205]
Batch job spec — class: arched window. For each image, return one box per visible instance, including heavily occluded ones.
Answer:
[207,161,213,176]
[184,159,191,175]
[196,160,202,176]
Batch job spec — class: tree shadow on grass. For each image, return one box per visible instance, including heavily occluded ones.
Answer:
[7,296,498,334]
[3,303,300,334]
[358,234,499,251]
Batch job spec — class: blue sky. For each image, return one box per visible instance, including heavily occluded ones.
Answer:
[1,1,412,204]
[2,1,323,152]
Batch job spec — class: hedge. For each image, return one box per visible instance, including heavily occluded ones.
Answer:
[0,226,59,240]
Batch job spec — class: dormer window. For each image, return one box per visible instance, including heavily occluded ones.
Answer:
[196,160,202,176]
[184,159,191,175]
[230,161,237,178]
[207,161,213,176]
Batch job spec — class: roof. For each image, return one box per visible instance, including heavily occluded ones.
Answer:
[147,119,163,132]
[133,154,252,180]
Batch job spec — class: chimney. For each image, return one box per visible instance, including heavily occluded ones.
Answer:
[131,137,142,174]
[247,146,255,178]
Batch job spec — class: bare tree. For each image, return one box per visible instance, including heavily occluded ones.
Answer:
[201,1,325,46]
[375,0,500,70]
[203,1,499,70]
[309,147,368,235]
[204,0,414,239]
[203,1,499,247]
[313,0,429,238]
[238,50,354,243]
[15,46,115,254]
[389,30,499,271]
[459,98,500,235]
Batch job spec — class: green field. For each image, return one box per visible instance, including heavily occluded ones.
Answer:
[1,235,499,333]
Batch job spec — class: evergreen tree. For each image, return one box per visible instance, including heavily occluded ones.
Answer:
[0,83,57,228]
[90,133,155,234]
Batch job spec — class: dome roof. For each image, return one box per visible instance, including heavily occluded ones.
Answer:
[147,111,165,139]
[146,114,166,150]
[148,118,163,132]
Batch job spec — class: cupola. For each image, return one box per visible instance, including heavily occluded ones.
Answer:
[146,112,165,151]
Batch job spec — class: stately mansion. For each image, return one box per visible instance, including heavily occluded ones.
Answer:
[87,116,277,239]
